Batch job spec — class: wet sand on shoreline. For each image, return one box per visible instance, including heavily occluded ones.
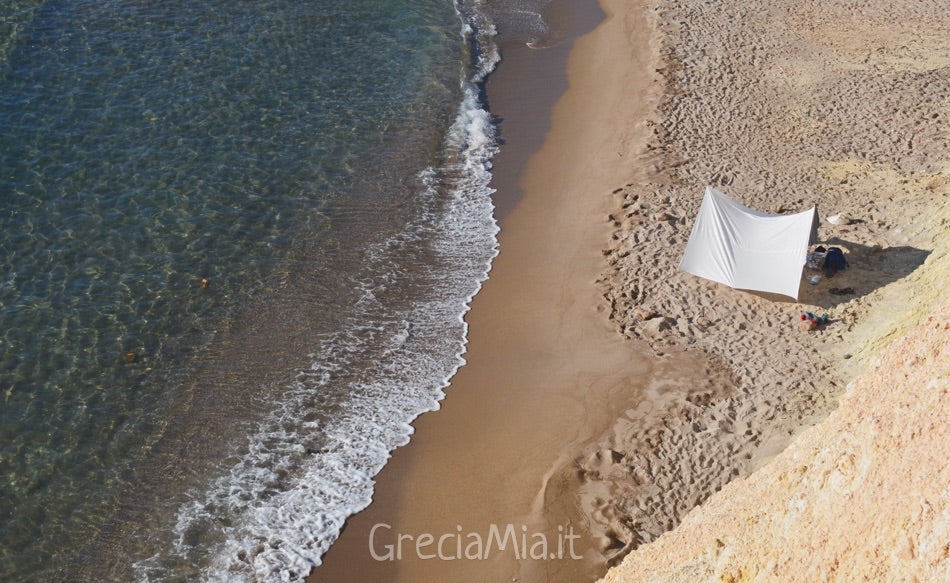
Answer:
[309,0,686,580]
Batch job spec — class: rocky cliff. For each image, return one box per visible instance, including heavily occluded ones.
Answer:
[600,298,949,582]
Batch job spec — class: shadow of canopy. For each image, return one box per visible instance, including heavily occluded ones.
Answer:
[796,237,931,309]
[736,238,931,307]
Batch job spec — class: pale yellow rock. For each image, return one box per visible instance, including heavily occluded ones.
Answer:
[601,302,950,583]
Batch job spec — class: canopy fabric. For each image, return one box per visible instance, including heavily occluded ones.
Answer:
[678,186,818,300]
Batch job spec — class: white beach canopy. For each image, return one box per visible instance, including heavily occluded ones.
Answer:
[678,186,818,300]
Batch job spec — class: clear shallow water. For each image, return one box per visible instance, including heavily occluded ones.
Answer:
[0,0,551,580]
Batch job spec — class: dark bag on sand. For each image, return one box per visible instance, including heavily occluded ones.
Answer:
[824,247,847,273]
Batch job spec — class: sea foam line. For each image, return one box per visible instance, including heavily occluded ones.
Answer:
[132,2,501,581]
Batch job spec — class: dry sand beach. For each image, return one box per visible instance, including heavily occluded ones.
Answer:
[312,0,948,581]
[589,0,949,568]
[594,0,949,579]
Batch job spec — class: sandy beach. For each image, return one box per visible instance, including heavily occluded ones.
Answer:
[312,0,674,580]
[310,0,948,580]
[592,0,948,566]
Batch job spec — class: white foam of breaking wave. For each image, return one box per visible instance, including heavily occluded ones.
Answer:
[132,2,501,581]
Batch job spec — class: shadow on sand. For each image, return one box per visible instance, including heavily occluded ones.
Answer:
[746,237,931,309]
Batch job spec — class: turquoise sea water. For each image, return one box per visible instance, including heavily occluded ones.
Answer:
[0,0,555,579]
